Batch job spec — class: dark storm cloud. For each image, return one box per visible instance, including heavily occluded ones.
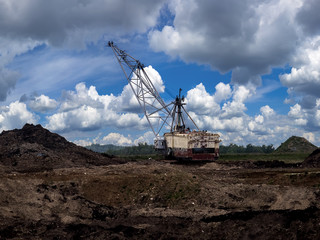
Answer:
[0,0,166,46]
[0,0,166,101]
[0,68,19,101]
[300,95,317,109]
[296,0,320,36]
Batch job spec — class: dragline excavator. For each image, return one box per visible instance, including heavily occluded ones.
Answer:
[108,41,221,161]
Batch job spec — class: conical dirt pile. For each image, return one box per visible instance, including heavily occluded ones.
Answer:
[0,124,120,172]
[275,136,317,153]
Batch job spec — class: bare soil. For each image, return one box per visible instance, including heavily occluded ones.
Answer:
[1,160,320,239]
[1,125,320,239]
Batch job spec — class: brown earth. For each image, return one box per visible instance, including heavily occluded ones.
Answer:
[0,124,125,173]
[1,125,320,239]
[275,136,318,154]
[303,148,320,168]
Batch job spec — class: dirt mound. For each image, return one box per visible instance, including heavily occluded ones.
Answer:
[0,124,123,172]
[275,136,317,153]
[303,148,320,167]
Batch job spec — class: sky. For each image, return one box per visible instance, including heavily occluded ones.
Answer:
[1,0,320,148]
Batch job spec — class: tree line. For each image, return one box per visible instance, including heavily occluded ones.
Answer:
[87,143,275,155]
[104,143,156,156]
[219,143,275,154]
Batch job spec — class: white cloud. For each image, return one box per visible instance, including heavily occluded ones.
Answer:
[288,104,303,118]
[74,139,93,147]
[0,101,37,131]
[74,130,155,146]
[102,133,132,146]
[28,94,58,113]
[248,115,266,135]
[233,85,252,103]
[260,105,275,118]
[214,82,232,103]
[303,132,315,144]
[255,115,264,124]
[294,118,307,126]
[45,80,153,133]
[59,83,107,112]
[133,131,155,145]
[149,0,302,86]
[183,81,320,147]
[280,37,320,98]
[45,63,166,134]
[112,65,166,113]
[186,83,219,115]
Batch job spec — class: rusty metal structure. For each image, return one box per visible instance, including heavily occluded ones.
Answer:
[108,41,220,160]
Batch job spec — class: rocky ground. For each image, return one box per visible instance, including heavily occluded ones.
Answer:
[1,124,320,239]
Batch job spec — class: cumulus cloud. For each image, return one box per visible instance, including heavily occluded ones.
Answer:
[102,133,133,146]
[2,0,320,148]
[248,115,266,135]
[288,104,308,126]
[44,63,165,133]
[260,105,275,118]
[186,83,250,131]
[214,82,232,103]
[75,130,155,146]
[0,101,37,131]
[149,0,301,86]
[303,132,315,143]
[26,94,58,113]
[183,82,316,147]
[46,76,162,133]
[287,101,320,129]
[133,131,155,145]
[280,37,320,99]
[113,65,166,113]
[73,139,93,147]
[186,83,219,115]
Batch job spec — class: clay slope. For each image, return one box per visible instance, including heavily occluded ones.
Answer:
[0,124,121,172]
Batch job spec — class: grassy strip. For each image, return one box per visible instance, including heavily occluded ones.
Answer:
[219,152,309,163]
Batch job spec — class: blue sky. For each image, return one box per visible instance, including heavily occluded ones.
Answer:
[1,0,320,147]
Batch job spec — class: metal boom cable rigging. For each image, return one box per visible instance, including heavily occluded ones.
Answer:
[107,41,199,138]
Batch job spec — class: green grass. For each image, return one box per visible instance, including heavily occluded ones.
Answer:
[219,152,309,163]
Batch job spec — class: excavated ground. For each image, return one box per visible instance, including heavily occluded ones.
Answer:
[1,160,320,239]
[1,124,320,239]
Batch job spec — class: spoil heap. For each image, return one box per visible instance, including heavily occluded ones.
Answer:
[303,148,320,168]
[275,136,317,153]
[0,124,120,172]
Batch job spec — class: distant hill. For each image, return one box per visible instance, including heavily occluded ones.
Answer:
[275,136,317,153]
